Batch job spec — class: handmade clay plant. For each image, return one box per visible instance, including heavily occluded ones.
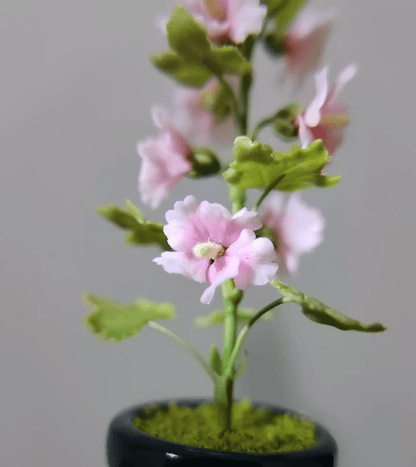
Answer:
[82,1,387,465]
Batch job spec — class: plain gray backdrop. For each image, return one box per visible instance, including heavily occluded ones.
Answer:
[1,1,415,466]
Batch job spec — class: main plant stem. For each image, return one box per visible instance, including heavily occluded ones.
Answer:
[215,280,242,435]
[214,35,259,436]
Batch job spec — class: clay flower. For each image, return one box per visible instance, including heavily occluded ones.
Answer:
[281,7,335,89]
[160,0,267,44]
[173,76,238,145]
[137,106,193,209]
[153,195,278,304]
[297,64,357,155]
[258,192,325,276]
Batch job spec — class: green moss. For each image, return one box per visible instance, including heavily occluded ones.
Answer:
[132,397,317,454]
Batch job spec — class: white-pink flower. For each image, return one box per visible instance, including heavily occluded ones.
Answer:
[173,76,238,145]
[297,64,357,156]
[281,7,335,89]
[153,195,278,304]
[258,192,325,276]
[137,106,193,209]
[161,0,267,44]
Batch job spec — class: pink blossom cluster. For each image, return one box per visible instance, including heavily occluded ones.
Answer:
[135,1,355,302]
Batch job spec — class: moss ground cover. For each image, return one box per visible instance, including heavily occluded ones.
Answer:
[132,397,317,454]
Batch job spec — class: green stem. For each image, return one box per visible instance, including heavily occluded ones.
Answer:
[253,174,286,211]
[215,280,243,435]
[229,184,246,213]
[249,110,282,141]
[222,298,287,378]
[215,16,269,437]
[147,321,218,384]
[217,75,243,132]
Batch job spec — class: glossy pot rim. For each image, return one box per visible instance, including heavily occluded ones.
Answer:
[108,396,337,461]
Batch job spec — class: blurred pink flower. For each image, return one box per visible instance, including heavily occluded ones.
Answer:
[258,192,325,276]
[297,64,357,155]
[137,106,193,209]
[281,7,335,89]
[159,0,267,44]
[153,195,278,304]
[173,76,238,145]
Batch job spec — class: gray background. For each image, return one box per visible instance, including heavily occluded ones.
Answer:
[1,1,414,466]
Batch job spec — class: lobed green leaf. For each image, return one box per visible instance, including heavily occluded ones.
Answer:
[271,280,388,333]
[83,294,175,342]
[224,137,340,192]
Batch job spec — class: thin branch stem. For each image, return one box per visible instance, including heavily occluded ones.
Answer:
[147,321,218,384]
[253,174,286,211]
[222,297,289,378]
[249,110,282,141]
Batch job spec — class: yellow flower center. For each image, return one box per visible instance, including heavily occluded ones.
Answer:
[204,0,227,21]
[192,240,225,260]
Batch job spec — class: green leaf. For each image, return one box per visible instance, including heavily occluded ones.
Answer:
[95,199,171,250]
[209,46,252,75]
[83,294,175,342]
[166,6,211,60]
[209,344,222,375]
[150,51,212,87]
[193,308,274,327]
[224,137,340,192]
[271,280,388,333]
[156,6,252,83]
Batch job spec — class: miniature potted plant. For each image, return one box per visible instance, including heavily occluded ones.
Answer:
[82,1,387,465]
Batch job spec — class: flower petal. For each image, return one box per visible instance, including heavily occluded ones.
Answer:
[297,114,314,148]
[153,251,210,283]
[226,229,278,290]
[327,63,357,106]
[201,255,240,304]
[227,0,267,43]
[304,67,329,127]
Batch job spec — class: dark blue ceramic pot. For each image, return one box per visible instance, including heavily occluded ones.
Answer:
[107,397,337,466]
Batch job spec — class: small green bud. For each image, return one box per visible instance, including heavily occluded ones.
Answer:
[187,147,221,178]
[272,102,303,141]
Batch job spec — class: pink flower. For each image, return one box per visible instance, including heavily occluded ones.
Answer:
[137,106,193,209]
[258,192,325,276]
[281,7,335,89]
[160,0,267,44]
[153,195,278,304]
[173,76,238,145]
[297,65,357,155]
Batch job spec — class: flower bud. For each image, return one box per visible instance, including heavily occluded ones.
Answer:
[187,147,221,178]
[272,103,303,140]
